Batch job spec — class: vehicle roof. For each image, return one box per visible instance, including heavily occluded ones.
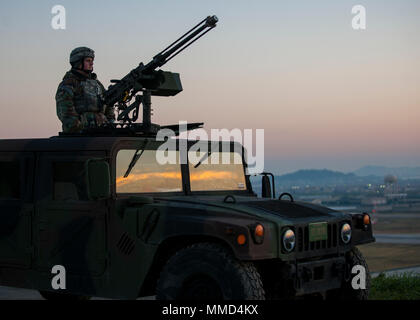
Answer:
[0,136,243,152]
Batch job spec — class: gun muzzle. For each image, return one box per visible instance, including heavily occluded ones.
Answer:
[206,15,218,27]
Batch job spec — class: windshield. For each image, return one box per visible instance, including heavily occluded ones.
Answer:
[116,149,182,193]
[188,151,246,192]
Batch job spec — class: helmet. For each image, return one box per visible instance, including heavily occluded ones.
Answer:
[69,47,95,67]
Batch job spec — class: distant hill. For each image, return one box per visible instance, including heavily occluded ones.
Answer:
[250,166,420,190]
[250,169,382,188]
[354,166,420,179]
[275,169,378,187]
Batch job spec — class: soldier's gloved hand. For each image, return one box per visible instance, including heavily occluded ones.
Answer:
[106,118,116,128]
[65,118,83,133]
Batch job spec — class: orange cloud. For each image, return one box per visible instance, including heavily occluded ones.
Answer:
[116,171,182,187]
[190,171,236,181]
[116,170,238,187]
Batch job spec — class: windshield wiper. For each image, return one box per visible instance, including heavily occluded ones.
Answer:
[193,142,219,168]
[194,150,211,169]
[123,140,149,178]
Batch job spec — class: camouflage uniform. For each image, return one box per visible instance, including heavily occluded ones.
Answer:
[56,70,114,133]
[56,47,115,133]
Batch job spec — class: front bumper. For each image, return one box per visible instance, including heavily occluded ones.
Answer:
[293,256,346,295]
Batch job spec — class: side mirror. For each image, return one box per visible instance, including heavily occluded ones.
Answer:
[260,172,275,198]
[85,159,111,200]
[261,175,272,198]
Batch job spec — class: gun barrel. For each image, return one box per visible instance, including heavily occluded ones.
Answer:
[148,15,218,70]
[104,15,218,107]
[156,16,218,59]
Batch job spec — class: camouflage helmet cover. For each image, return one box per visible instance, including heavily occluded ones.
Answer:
[69,47,95,67]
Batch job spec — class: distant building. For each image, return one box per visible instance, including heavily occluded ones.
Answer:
[361,197,387,205]
[384,174,399,194]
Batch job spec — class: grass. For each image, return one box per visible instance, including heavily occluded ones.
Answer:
[369,273,420,300]
[365,214,420,299]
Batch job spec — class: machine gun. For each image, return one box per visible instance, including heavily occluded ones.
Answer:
[93,15,218,136]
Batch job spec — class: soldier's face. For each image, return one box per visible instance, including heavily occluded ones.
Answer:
[83,57,94,71]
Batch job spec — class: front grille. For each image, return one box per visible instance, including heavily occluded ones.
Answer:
[297,223,338,253]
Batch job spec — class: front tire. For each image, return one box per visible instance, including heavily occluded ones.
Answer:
[327,247,370,300]
[39,290,91,300]
[156,242,265,300]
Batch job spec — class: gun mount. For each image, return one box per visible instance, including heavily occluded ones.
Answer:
[62,15,218,137]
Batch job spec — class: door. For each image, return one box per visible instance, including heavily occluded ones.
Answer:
[34,152,107,278]
[0,153,34,268]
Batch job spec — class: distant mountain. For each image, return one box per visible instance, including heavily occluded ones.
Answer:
[275,169,377,187]
[250,167,420,190]
[249,169,381,189]
[354,166,420,179]
[280,169,353,181]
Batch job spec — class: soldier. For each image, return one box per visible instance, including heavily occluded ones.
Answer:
[56,47,115,133]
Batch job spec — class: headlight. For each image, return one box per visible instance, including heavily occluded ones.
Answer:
[282,229,295,252]
[341,223,352,244]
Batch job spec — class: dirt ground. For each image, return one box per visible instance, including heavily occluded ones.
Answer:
[356,213,420,272]
[372,214,420,234]
[358,243,420,272]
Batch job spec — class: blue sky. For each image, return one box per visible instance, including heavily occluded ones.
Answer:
[0,0,419,174]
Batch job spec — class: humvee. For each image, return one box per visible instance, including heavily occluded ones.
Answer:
[0,136,374,300]
[0,15,374,300]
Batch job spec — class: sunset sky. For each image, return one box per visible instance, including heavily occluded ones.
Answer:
[0,0,419,174]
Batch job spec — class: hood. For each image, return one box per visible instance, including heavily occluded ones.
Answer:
[153,195,348,223]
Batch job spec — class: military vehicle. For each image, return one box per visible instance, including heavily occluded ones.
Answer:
[0,16,374,300]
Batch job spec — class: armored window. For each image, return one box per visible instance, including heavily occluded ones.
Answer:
[116,149,182,193]
[188,151,246,192]
[53,162,88,201]
[0,161,20,199]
